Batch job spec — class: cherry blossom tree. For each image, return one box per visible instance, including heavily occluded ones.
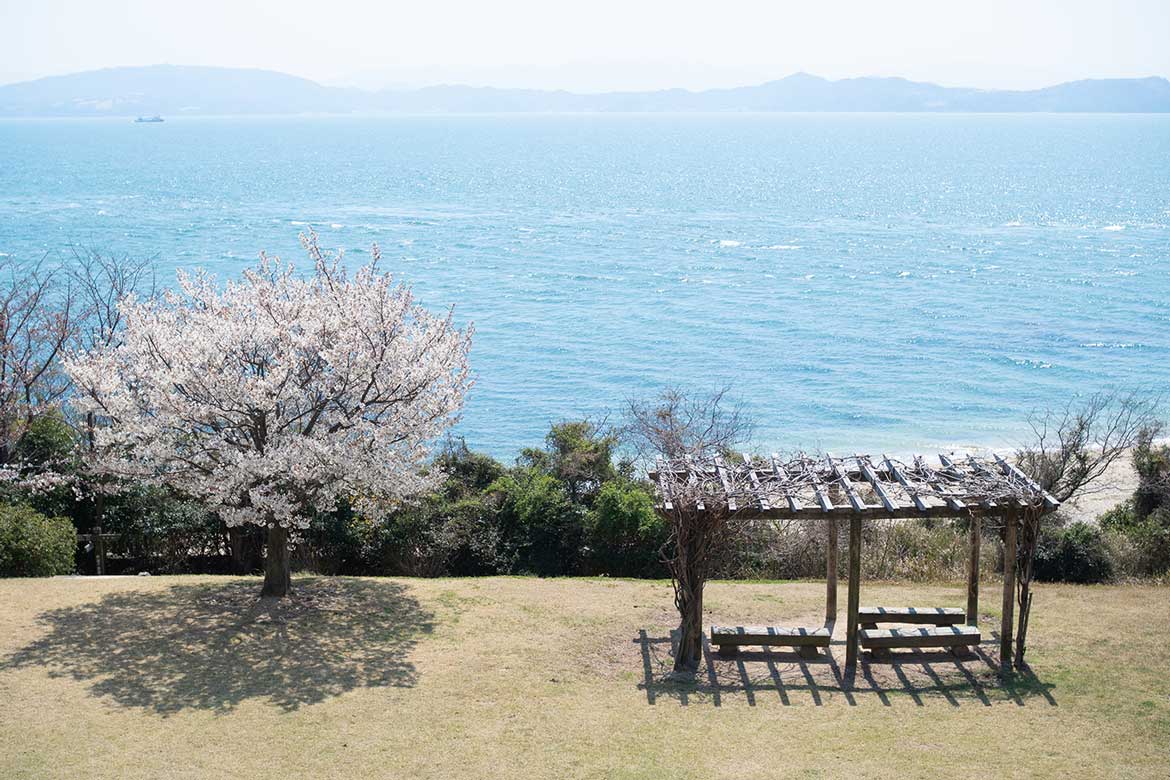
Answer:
[65,232,473,597]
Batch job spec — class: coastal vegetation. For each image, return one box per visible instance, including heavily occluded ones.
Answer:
[0,504,74,577]
[0,247,1167,591]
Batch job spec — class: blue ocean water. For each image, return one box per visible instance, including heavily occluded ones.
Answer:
[1,114,1168,458]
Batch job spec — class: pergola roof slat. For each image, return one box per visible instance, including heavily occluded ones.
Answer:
[650,450,1058,520]
[937,452,981,504]
[858,455,899,512]
[771,453,804,513]
[713,456,737,512]
[742,454,771,511]
[802,455,834,512]
[883,454,930,512]
[994,453,1061,509]
[655,456,674,511]
[898,453,964,514]
[827,453,867,512]
[966,454,1028,508]
[684,462,706,512]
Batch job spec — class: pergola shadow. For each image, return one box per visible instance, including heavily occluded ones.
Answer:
[635,630,1057,708]
[1,577,435,714]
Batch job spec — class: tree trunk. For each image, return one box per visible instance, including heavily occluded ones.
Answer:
[229,527,264,574]
[229,527,246,574]
[261,525,292,598]
[1015,509,1039,667]
[1000,509,1017,675]
[674,574,704,673]
[1015,586,1033,668]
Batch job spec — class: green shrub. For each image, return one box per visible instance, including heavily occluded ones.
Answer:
[584,481,666,577]
[0,504,76,577]
[1097,500,1138,532]
[489,469,583,576]
[13,410,77,467]
[370,496,500,577]
[1132,431,1170,518]
[519,421,619,506]
[1098,500,1170,577]
[300,502,370,575]
[1034,521,1114,584]
[2,410,80,521]
[433,440,507,500]
[1121,509,1170,578]
[95,485,225,573]
[1129,508,1170,576]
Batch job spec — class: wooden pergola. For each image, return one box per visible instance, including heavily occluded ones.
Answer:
[649,452,1060,677]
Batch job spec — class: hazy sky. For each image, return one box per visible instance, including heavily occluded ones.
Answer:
[3,0,1169,91]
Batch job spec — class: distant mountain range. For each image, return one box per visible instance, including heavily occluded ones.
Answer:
[2,65,1170,116]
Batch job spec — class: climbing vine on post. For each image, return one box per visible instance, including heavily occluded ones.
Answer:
[627,388,754,674]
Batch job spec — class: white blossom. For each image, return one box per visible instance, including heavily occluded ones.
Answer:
[0,463,78,495]
[64,231,473,531]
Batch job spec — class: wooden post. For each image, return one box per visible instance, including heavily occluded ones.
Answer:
[94,524,106,576]
[967,515,980,626]
[826,515,838,626]
[1000,508,1017,675]
[845,514,862,677]
[93,490,106,576]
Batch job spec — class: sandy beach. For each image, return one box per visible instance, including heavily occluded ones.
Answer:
[1054,454,1138,524]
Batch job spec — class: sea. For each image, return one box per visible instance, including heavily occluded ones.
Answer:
[1,114,1168,459]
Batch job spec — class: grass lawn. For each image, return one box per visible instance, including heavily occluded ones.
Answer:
[1,575,1167,779]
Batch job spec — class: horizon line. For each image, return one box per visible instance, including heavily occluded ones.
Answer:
[4,63,1169,95]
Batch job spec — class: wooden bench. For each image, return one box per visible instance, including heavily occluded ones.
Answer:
[859,606,964,630]
[711,625,831,659]
[859,625,980,657]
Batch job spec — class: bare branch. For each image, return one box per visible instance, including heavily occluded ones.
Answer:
[1017,389,1161,503]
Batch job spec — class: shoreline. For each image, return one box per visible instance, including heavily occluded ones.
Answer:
[1054,454,1137,524]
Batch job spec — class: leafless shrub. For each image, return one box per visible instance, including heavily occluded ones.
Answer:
[65,248,155,457]
[1013,389,1161,665]
[0,249,155,471]
[624,385,754,464]
[0,257,76,465]
[67,247,155,356]
[1017,389,1160,503]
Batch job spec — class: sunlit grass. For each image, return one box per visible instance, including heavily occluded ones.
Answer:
[1,575,1167,779]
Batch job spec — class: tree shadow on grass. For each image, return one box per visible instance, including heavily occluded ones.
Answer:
[1,577,434,715]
